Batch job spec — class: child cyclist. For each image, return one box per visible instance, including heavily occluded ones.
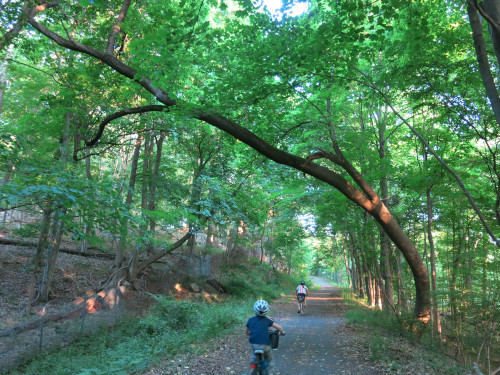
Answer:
[246,300,285,374]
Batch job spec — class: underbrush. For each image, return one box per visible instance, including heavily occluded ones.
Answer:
[342,289,474,375]
[218,258,297,302]
[9,259,294,375]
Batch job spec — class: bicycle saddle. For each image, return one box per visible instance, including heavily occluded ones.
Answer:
[254,349,264,354]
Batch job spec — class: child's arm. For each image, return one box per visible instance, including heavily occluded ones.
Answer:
[246,327,250,335]
[271,322,285,335]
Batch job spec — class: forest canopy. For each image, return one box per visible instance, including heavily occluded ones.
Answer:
[1,0,500,366]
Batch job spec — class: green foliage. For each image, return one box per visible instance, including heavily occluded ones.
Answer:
[12,223,40,238]
[218,260,288,302]
[4,0,500,370]
[343,291,471,375]
[11,299,248,375]
[10,258,294,375]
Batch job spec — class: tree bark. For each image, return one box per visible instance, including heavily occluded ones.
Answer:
[426,186,442,335]
[115,134,142,271]
[377,114,395,310]
[38,209,65,302]
[467,2,500,125]
[148,131,166,232]
[476,0,500,69]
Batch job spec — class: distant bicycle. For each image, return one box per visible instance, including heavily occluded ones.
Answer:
[297,294,305,316]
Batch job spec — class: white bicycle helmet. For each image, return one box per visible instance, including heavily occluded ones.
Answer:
[253,300,270,316]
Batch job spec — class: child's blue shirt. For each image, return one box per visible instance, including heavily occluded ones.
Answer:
[246,315,274,345]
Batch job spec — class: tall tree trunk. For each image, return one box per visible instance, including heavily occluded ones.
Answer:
[115,134,143,272]
[139,132,153,256]
[0,47,8,115]
[449,222,462,320]
[141,132,153,211]
[467,3,500,125]
[377,115,395,310]
[343,244,352,289]
[348,232,365,298]
[148,131,165,232]
[80,146,93,253]
[426,186,442,336]
[482,0,500,67]
[37,110,73,302]
[259,218,268,263]
[24,205,53,313]
[396,253,409,311]
[38,209,65,302]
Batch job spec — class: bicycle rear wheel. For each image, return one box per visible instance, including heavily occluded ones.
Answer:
[251,364,263,375]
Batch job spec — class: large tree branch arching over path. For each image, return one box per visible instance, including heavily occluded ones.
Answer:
[26,2,430,321]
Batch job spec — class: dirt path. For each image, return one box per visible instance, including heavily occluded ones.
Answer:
[270,277,380,375]
[145,278,382,375]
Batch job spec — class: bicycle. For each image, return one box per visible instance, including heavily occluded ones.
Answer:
[250,330,281,375]
[250,349,267,375]
[297,294,305,316]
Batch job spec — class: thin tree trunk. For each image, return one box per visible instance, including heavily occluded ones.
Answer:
[426,186,442,335]
[37,108,73,302]
[81,147,92,253]
[348,232,364,298]
[377,115,395,310]
[343,244,352,289]
[115,134,143,271]
[468,2,500,125]
[148,131,165,232]
[38,209,65,302]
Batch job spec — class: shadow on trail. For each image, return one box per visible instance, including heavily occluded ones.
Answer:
[271,279,380,375]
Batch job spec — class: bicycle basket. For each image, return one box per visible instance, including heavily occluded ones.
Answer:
[269,330,280,349]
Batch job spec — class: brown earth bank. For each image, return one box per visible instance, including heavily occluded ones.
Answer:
[0,230,223,374]
[142,280,475,375]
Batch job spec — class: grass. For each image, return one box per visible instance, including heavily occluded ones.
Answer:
[342,289,473,375]
[10,259,297,375]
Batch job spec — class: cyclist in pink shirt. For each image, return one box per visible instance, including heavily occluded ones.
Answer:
[296,281,309,313]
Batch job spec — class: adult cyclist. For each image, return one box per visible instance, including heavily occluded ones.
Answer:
[296,280,308,313]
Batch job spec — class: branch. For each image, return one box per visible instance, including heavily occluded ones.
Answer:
[85,105,168,147]
[282,121,312,137]
[107,0,132,55]
[27,2,175,106]
[472,0,500,37]
[0,1,29,52]
[6,58,62,84]
[26,3,380,228]
[136,231,192,274]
